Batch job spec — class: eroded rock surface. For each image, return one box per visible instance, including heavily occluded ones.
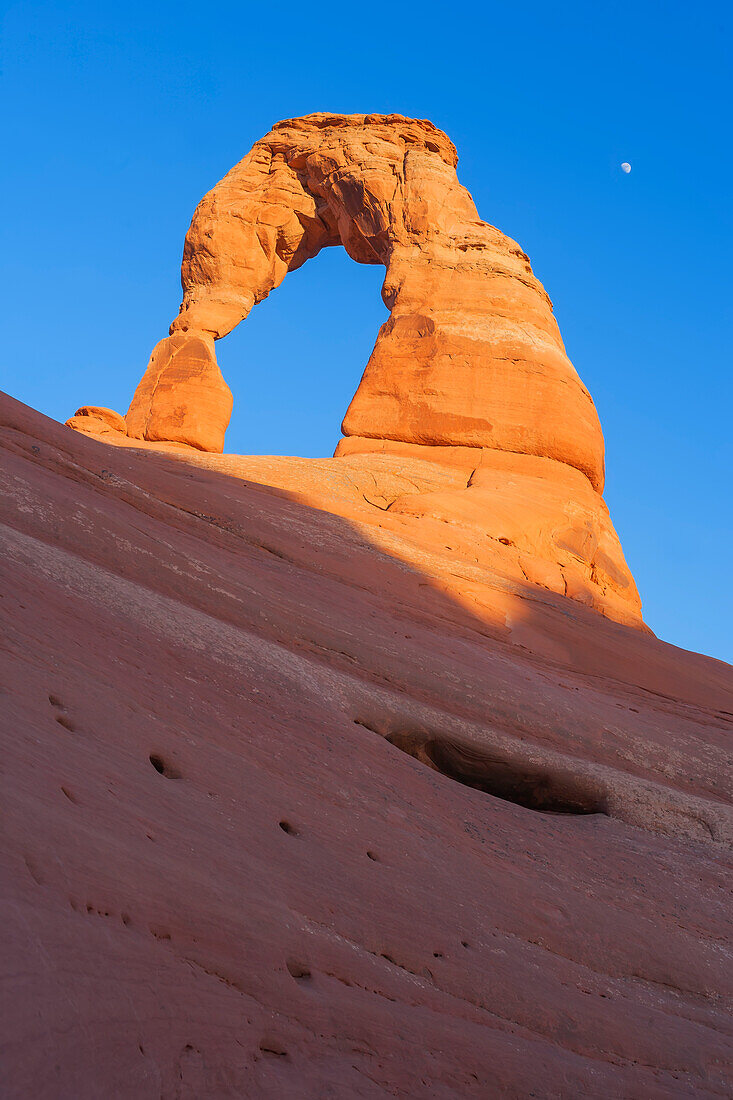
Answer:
[3,393,732,1097]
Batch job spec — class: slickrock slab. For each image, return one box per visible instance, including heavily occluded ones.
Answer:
[3,392,732,1097]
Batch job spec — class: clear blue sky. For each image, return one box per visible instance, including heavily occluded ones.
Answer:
[2,1,731,664]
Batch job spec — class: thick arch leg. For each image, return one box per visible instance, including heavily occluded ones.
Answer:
[126,331,232,452]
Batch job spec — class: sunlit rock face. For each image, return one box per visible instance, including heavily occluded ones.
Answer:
[152,113,604,492]
[122,114,603,484]
[68,114,645,626]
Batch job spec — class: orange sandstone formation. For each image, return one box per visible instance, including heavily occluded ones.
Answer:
[125,113,604,490]
[68,113,641,628]
[124,332,232,454]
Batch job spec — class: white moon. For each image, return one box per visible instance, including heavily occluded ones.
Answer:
[621,162,632,174]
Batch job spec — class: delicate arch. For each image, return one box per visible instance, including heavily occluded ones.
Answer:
[123,114,605,490]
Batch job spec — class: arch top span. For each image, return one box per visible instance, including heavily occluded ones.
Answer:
[122,113,605,490]
[170,112,461,340]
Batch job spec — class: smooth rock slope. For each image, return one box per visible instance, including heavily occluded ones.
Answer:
[2,391,732,1098]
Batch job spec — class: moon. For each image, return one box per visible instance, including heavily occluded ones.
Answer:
[621,162,632,174]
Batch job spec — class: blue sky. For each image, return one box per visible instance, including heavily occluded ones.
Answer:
[2,1,731,663]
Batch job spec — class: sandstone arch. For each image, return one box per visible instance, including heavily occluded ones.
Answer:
[120,114,606,490]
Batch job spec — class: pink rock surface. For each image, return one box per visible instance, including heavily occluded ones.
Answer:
[2,391,732,1097]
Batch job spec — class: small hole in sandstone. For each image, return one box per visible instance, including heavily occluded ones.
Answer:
[149,753,180,779]
[56,715,76,732]
[366,850,379,861]
[138,1044,145,1056]
[61,786,77,803]
[278,820,298,836]
[498,537,514,546]
[121,913,131,926]
[433,951,443,958]
[259,1039,288,1058]
[286,958,311,981]
[461,940,470,948]
[48,694,64,708]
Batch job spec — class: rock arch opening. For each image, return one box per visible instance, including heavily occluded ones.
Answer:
[217,247,388,456]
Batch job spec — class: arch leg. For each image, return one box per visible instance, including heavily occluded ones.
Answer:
[126,331,232,453]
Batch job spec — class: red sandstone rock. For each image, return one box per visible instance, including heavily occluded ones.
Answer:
[26,114,733,1095]
[1,391,732,1097]
[68,114,642,626]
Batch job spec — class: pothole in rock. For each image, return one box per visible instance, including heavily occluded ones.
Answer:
[149,753,181,780]
[384,732,607,816]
